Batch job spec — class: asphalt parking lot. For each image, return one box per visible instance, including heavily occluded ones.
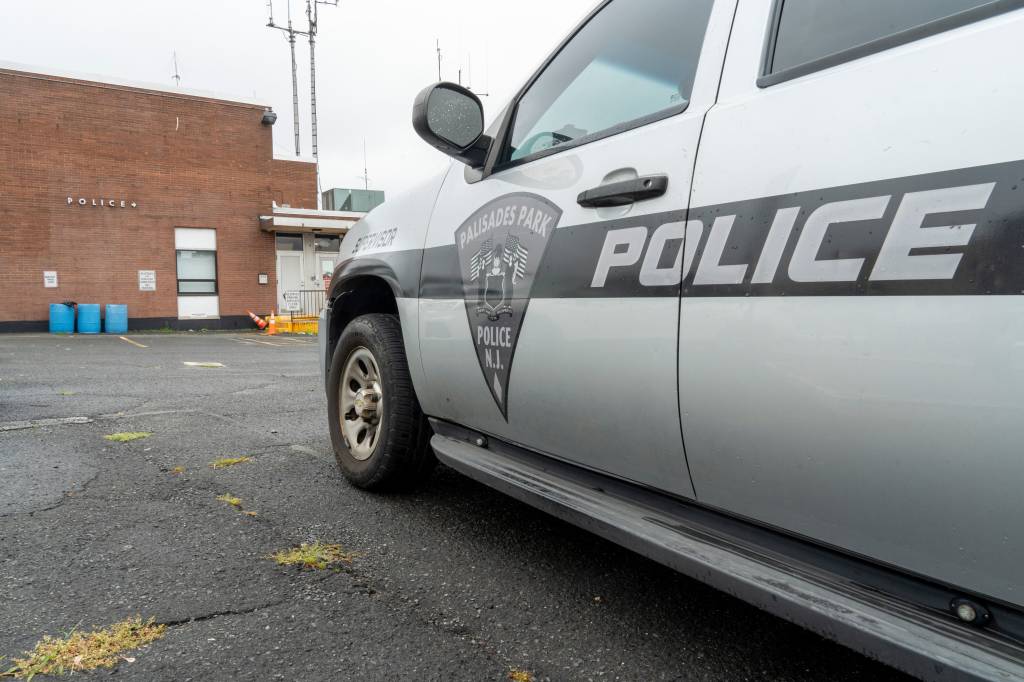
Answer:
[0,332,911,681]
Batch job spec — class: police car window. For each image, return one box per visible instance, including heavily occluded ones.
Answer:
[503,0,713,164]
[769,0,998,74]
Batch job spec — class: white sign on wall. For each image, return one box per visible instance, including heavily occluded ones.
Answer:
[138,270,156,291]
[283,290,301,312]
[43,271,58,288]
[67,196,138,209]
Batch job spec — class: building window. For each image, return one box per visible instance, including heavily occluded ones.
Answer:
[275,233,303,251]
[176,249,218,295]
[314,235,340,252]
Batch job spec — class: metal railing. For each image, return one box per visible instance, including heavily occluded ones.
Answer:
[283,289,326,317]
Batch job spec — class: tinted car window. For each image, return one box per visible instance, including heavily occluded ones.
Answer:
[770,0,998,74]
[503,0,713,164]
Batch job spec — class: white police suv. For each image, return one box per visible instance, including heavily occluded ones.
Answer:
[319,2,1024,678]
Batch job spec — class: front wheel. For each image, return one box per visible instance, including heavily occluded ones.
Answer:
[326,313,434,491]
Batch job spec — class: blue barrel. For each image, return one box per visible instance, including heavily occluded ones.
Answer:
[105,304,128,334]
[49,303,75,334]
[77,304,101,334]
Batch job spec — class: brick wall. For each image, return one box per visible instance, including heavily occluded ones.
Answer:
[0,68,317,326]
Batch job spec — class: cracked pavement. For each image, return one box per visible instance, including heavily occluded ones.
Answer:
[0,332,911,681]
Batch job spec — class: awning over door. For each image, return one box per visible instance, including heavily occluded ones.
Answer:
[259,203,363,234]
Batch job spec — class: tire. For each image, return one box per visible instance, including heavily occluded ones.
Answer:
[326,313,434,491]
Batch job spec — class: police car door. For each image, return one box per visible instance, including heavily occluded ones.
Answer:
[417,0,734,498]
[680,1,1024,605]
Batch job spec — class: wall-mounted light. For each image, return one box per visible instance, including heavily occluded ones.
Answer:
[261,110,278,126]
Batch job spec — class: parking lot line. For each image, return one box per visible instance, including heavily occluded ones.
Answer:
[248,338,290,347]
[230,335,312,347]
[119,336,148,348]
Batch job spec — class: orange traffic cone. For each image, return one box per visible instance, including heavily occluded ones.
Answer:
[267,310,277,336]
[246,310,268,330]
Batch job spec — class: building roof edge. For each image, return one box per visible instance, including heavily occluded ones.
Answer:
[0,60,271,108]
[272,153,319,164]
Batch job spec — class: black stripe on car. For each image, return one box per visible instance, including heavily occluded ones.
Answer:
[336,158,1024,301]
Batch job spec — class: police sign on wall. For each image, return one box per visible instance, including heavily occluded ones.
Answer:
[455,193,562,419]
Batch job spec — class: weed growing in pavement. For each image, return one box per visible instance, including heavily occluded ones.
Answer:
[2,617,165,679]
[209,456,252,470]
[508,669,534,682]
[215,494,259,517]
[269,542,358,570]
[103,432,152,443]
[169,466,186,475]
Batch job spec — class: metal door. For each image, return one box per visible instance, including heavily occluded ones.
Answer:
[680,2,1024,605]
[317,255,337,290]
[276,251,304,314]
[416,0,736,498]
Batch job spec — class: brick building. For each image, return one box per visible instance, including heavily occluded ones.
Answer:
[0,64,358,332]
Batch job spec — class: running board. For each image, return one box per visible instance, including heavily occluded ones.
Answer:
[429,431,1024,682]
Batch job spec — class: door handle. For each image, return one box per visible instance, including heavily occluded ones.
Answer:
[577,175,668,208]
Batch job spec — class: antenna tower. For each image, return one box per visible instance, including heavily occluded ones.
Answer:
[306,0,338,166]
[268,0,337,204]
[267,0,304,157]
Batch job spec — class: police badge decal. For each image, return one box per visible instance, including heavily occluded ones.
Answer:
[455,193,562,419]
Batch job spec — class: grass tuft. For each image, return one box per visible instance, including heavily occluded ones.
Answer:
[269,542,358,570]
[103,432,152,443]
[169,466,186,475]
[2,617,165,679]
[209,456,252,470]
[508,669,534,682]
[216,494,242,508]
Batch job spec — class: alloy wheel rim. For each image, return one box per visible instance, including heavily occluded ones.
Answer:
[339,347,383,461]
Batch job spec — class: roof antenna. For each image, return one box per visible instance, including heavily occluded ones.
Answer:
[436,39,442,81]
[467,53,489,97]
[359,139,370,191]
[457,52,488,97]
[172,51,181,87]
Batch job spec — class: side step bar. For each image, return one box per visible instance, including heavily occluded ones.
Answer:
[430,431,1024,682]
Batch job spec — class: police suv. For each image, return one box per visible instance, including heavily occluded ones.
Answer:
[319,1,1024,678]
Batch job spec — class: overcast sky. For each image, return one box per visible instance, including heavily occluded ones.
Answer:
[2,0,596,200]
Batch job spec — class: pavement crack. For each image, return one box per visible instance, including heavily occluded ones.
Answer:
[0,416,93,431]
[158,599,288,627]
[0,470,100,518]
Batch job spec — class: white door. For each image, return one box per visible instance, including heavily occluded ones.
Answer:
[417,0,735,498]
[680,2,1024,605]
[276,251,304,314]
[317,256,337,289]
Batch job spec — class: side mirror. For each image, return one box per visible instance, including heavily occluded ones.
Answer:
[412,82,489,168]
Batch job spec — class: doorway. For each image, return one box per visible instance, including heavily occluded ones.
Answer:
[276,251,304,314]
